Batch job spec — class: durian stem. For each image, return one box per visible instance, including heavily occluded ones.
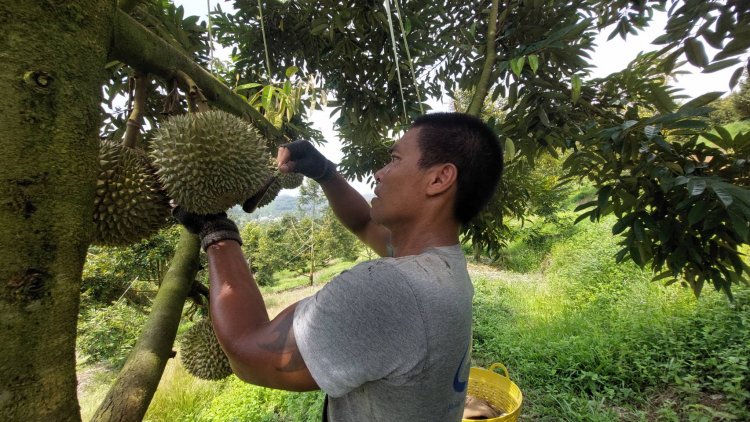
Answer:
[91,229,201,422]
[175,69,210,113]
[122,71,149,148]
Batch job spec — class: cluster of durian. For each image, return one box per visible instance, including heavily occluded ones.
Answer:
[150,110,271,214]
[179,318,233,380]
[92,141,171,246]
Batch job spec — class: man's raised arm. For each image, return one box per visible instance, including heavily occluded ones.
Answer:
[277,141,390,257]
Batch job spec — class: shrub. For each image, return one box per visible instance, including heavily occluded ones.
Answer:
[77,301,148,368]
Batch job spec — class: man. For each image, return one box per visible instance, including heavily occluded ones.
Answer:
[174,112,503,421]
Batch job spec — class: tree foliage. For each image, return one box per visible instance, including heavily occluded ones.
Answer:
[214,0,750,296]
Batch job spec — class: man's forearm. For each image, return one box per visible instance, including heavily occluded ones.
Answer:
[320,173,374,237]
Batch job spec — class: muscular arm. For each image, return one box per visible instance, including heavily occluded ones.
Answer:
[277,144,390,257]
[319,173,391,257]
[206,240,318,391]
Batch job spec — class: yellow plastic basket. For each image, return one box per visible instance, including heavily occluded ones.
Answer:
[462,363,523,422]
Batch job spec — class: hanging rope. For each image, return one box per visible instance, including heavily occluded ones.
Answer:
[392,0,424,114]
[384,0,409,121]
[206,0,215,75]
[257,0,273,81]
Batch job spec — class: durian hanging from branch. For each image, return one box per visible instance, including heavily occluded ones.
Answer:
[93,71,172,246]
[179,317,233,381]
[150,71,272,214]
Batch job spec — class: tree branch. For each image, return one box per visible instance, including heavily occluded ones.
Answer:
[467,0,503,116]
[110,8,285,145]
[91,229,201,422]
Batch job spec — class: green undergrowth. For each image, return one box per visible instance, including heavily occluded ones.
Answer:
[472,217,750,421]
[262,258,364,294]
[143,361,324,422]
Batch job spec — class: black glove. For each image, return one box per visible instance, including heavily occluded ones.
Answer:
[172,207,243,251]
[280,140,336,182]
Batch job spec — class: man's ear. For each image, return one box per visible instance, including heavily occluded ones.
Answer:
[425,163,458,196]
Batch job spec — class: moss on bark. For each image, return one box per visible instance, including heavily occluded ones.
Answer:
[0,1,115,420]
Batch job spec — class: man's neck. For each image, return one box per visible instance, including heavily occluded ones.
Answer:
[388,221,460,258]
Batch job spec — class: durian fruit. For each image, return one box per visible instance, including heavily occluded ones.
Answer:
[150,110,270,214]
[93,140,171,246]
[278,172,304,190]
[251,158,304,209]
[179,318,233,380]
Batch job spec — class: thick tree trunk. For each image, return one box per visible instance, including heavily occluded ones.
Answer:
[92,230,200,422]
[0,1,114,420]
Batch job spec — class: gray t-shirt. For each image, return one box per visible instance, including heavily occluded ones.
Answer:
[293,245,473,421]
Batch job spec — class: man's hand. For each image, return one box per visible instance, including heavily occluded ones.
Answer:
[277,140,335,182]
[172,207,242,251]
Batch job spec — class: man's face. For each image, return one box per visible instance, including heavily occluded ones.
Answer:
[370,127,429,226]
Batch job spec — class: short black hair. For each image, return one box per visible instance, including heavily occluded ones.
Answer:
[411,112,503,224]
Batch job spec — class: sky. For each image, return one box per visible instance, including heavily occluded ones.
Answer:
[175,1,744,196]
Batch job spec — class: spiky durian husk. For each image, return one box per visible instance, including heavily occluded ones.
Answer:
[179,318,233,380]
[150,110,270,214]
[92,141,171,246]
[255,177,283,209]
[278,172,304,190]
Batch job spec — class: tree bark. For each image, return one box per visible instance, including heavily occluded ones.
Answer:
[0,1,114,420]
[109,9,285,145]
[91,229,200,422]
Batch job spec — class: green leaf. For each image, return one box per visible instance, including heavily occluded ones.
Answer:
[510,56,525,77]
[711,184,734,207]
[404,17,412,35]
[729,66,744,90]
[528,54,539,74]
[571,75,581,103]
[538,107,550,127]
[504,138,515,159]
[597,186,612,211]
[701,58,741,73]
[285,66,300,78]
[687,178,707,196]
[574,200,597,212]
[688,201,709,225]
[728,208,749,242]
[235,82,263,91]
[678,91,724,111]
[714,36,750,61]
[261,85,273,110]
[684,38,708,67]
[508,83,518,107]
[716,125,733,144]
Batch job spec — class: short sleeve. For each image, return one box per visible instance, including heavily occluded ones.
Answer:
[293,260,427,397]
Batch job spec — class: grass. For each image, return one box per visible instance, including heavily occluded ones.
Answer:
[470,217,750,421]
[262,258,365,294]
[78,217,750,421]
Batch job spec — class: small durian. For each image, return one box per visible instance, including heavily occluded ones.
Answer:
[92,140,171,246]
[179,318,233,380]
[150,110,271,214]
[250,158,304,209]
[278,172,304,190]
